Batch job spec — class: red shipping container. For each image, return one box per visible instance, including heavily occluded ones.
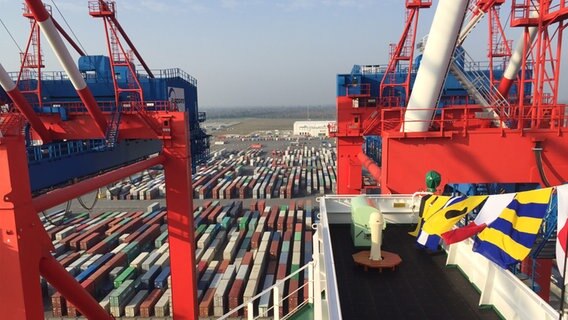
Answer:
[242,252,253,266]
[218,260,230,273]
[277,216,285,231]
[197,261,208,279]
[270,236,281,260]
[140,289,164,317]
[58,251,81,268]
[79,232,104,250]
[251,232,262,249]
[289,279,300,311]
[283,231,293,242]
[142,210,166,225]
[131,224,160,247]
[199,288,215,317]
[228,279,244,313]
[267,260,278,275]
[207,206,223,224]
[258,200,266,215]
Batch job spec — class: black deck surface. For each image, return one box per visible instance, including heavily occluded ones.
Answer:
[330,224,502,320]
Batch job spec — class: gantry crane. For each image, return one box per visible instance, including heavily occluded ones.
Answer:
[333,0,568,304]
[0,1,199,319]
[333,0,568,195]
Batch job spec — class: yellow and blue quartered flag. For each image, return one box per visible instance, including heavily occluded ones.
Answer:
[472,188,552,269]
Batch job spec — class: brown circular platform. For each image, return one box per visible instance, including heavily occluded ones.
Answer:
[352,250,402,272]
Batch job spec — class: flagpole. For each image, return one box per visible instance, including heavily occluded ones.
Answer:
[560,188,567,319]
[560,232,568,320]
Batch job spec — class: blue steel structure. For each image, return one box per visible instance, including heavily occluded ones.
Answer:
[0,55,209,193]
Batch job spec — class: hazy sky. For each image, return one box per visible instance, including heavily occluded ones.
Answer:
[1,0,566,107]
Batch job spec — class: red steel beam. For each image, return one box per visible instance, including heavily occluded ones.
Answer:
[163,113,198,319]
[110,16,154,78]
[0,63,52,142]
[0,137,52,320]
[39,255,111,320]
[33,154,165,212]
[24,0,107,136]
[380,131,568,194]
[97,0,154,78]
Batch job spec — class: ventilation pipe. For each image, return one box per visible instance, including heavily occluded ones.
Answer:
[369,210,384,261]
[403,0,469,132]
[24,0,107,136]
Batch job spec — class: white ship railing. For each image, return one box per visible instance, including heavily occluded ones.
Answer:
[320,194,560,320]
[320,193,427,224]
[217,261,314,320]
[218,199,342,320]
[447,238,559,320]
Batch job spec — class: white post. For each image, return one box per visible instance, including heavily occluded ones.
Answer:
[247,301,254,320]
[369,211,384,261]
[308,261,314,304]
[273,286,281,320]
[313,229,323,320]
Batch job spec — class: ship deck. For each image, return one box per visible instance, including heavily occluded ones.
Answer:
[330,224,502,319]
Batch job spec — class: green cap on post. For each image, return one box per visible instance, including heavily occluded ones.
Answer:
[425,170,441,193]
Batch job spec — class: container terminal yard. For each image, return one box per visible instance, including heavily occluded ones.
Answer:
[40,138,339,319]
[3,0,568,320]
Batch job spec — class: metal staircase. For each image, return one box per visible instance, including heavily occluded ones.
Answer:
[530,202,557,260]
[451,1,511,127]
[105,105,122,148]
[449,49,510,127]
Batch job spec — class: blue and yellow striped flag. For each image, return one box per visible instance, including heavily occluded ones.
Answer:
[472,188,552,269]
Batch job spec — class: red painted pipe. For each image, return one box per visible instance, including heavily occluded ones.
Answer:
[0,63,52,142]
[358,152,381,182]
[33,155,165,212]
[39,255,112,320]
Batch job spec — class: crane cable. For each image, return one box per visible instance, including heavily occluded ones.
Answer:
[0,16,23,52]
[42,200,72,227]
[78,189,100,211]
[50,0,88,56]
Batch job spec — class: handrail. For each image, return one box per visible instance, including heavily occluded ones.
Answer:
[217,261,315,320]
[27,100,177,113]
[318,197,343,320]
[376,104,568,135]
[7,67,198,86]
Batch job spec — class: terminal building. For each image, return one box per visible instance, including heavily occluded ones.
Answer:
[293,120,336,137]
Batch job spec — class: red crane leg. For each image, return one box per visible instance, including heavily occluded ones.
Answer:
[39,255,112,319]
[163,113,198,319]
[0,137,112,319]
[0,137,52,319]
[336,136,364,194]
